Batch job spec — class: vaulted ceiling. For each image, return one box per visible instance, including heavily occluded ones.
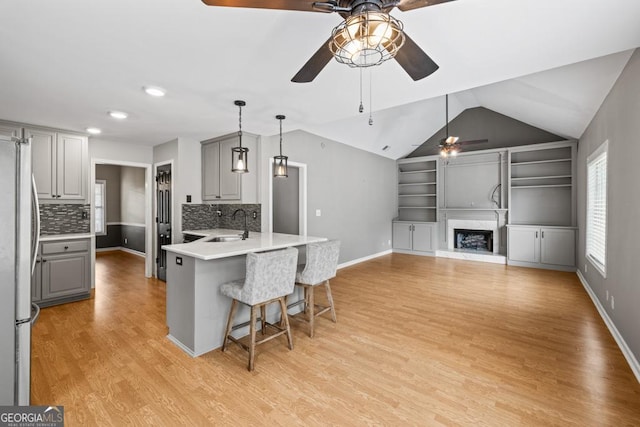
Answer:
[0,0,638,160]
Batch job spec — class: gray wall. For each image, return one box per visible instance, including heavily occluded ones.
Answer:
[95,164,146,253]
[409,107,562,157]
[273,166,300,235]
[261,130,397,263]
[577,49,640,364]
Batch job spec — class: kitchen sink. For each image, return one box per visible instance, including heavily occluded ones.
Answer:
[205,235,243,242]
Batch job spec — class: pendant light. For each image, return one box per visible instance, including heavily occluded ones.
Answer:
[439,94,460,158]
[274,114,288,178]
[231,100,249,173]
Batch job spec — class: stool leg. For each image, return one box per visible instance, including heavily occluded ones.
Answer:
[279,297,293,350]
[248,305,258,371]
[308,285,315,338]
[325,280,337,323]
[260,305,267,335]
[222,299,238,352]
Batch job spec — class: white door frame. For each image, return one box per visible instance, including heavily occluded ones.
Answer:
[90,159,153,283]
[268,160,307,236]
[153,160,175,278]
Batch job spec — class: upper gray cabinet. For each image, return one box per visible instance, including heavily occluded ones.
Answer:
[201,132,259,203]
[26,127,88,202]
[0,120,88,203]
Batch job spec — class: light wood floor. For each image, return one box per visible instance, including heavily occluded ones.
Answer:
[31,251,640,426]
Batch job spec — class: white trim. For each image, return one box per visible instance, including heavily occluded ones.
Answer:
[576,270,640,384]
[338,250,392,269]
[95,179,107,236]
[106,222,146,227]
[166,334,198,358]
[92,158,153,280]
[96,247,146,258]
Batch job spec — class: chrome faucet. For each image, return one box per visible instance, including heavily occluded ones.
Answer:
[232,208,249,240]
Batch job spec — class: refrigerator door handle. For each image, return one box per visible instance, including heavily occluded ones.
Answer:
[31,174,40,275]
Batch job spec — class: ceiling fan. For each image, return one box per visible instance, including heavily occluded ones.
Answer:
[200,0,456,82]
[439,94,487,157]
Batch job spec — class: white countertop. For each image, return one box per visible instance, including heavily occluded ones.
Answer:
[40,233,92,242]
[164,229,327,261]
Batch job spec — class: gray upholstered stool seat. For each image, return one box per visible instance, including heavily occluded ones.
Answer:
[290,240,340,338]
[220,247,298,371]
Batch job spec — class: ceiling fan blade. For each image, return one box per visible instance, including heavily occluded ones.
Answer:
[201,0,318,13]
[394,33,439,81]
[291,38,334,83]
[396,0,456,12]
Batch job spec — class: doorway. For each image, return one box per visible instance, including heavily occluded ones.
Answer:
[269,160,307,236]
[155,163,172,281]
[90,159,153,287]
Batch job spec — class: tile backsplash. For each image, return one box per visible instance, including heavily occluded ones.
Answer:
[182,204,261,233]
[39,204,90,235]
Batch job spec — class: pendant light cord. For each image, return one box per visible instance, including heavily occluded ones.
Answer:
[237,103,243,148]
[279,117,283,155]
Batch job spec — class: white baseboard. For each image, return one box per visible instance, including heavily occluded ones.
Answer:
[338,249,392,269]
[576,270,640,384]
[96,246,145,258]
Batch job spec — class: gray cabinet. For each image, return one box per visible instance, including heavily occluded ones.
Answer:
[32,238,91,307]
[393,221,436,254]
[201,137,241,201]
[507,225,575,270]
[25,127,88,202]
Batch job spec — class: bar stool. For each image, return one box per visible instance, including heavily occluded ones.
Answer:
[292,240,340,338]
[220,247,298,371]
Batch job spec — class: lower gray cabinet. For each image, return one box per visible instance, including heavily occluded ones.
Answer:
[32,238,90,307]
[507,225,576,271]
[392,221,436,254]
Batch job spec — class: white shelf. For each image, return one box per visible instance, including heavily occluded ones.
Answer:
[511,158,571,166]
[440,208,508,212]
[511,175,572,181]
[398,194,436,197]
[398,207,437,210]
[511,184,572,189]
[398,182,436,186]
[399,169,436,174]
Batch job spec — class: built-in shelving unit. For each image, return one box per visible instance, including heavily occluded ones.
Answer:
[509,143,576,226]
[397,158,438,222]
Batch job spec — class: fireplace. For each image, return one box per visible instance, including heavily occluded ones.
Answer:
[454,229,493,252]
[446,219,499,254]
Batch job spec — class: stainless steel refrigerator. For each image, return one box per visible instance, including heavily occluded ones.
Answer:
[0,134,40,405]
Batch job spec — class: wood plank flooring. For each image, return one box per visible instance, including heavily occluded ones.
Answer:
[31,251,640,426]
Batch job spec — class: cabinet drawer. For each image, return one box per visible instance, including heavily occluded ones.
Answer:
[42,239,89,255]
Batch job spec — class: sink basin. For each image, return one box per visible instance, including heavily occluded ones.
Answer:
[206,235,243,243]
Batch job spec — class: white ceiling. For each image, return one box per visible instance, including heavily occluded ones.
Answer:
[0,0,639,160]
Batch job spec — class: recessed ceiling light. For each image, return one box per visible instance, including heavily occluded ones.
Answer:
[86,127,102,135]
[109,111,128,119]
[143,86,166,97]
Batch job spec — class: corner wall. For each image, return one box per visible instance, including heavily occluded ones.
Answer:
[576,49,639,372]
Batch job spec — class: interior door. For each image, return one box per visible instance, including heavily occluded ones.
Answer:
[156,165,171,281]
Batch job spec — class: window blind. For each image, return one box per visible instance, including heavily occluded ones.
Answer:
[586,142,607,275]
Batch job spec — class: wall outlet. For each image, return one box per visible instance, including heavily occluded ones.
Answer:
[124,237,128,245]
[611,296,614,310]
[388,239,391,245]
[316,209,321,217]
[584,263,587,273]
[606,290,609,300]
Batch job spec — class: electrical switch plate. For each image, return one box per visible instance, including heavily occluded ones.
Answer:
[186,195,192,203]
[316,209,321,217]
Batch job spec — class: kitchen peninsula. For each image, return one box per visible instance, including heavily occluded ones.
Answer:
[162,229,326,357]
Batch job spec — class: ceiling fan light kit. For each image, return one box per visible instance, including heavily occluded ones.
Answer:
[329,9,405,68]
[439,93,461,158]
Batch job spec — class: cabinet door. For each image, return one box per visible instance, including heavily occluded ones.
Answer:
[201,141,221,200]
[508,227,540,263]
[26,128,56,200]
[392,223,412,250]
[56,133,86,200]
[540,228,575,266]
[412,223,435,252]
[219,138,241,200]
[41,252,89,300]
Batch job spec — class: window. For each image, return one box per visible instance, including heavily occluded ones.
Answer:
[95,180,106,235]
[586,141,608,277]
